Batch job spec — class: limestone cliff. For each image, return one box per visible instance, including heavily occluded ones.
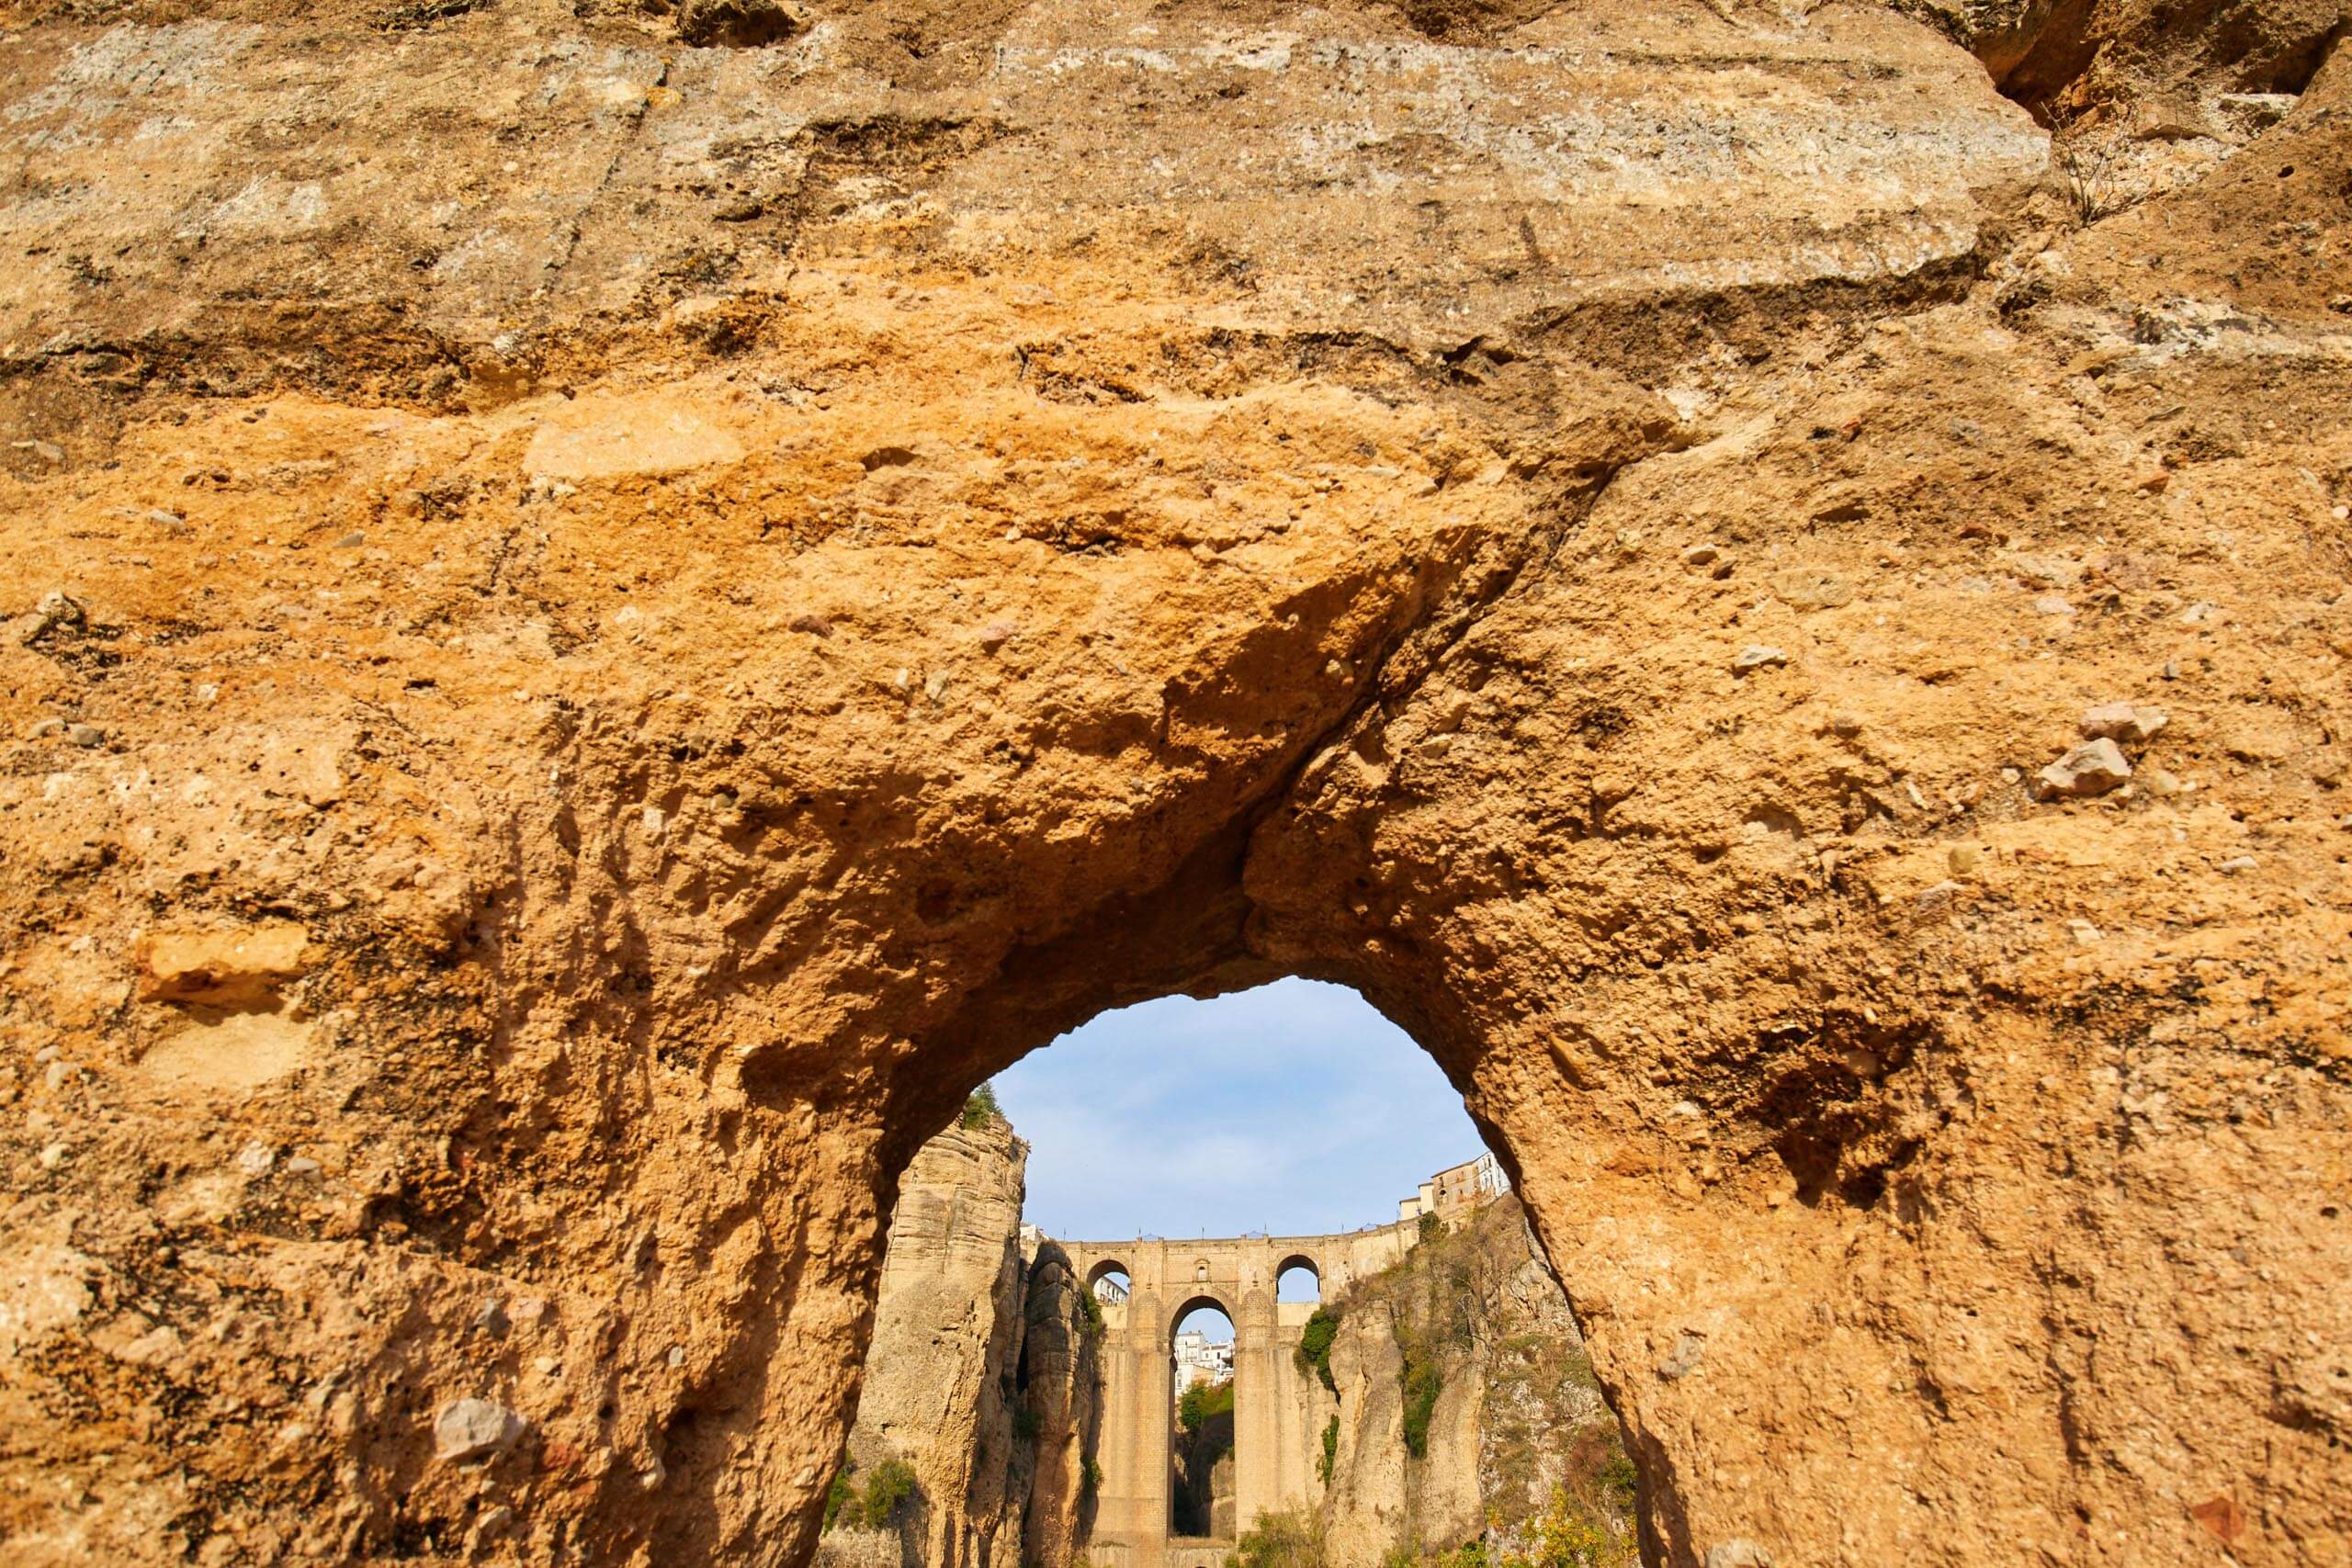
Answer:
[2,0,2348,1562]
[815,1115,1102,1568]
[1314,1198,1630,1564]
[1013,1244,1102,1568]
[817,1115,1028,1567]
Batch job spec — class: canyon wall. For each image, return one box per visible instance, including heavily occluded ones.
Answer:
[815,1114,1101,1568]
[1313,1198,1631,1565]
[0,0,2347,1564]
[816,1115,1027,1568]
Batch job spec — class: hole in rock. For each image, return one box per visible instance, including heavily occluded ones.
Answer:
[838,978,1641,1564]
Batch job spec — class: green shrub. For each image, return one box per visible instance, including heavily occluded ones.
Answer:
[1418,1211,1442,1247]
[1317,1415,1339,1485]
[1400,1351,1442,1459]
[822,1470,856,1532]
[1179,1377,1236,1434]
[857,1458,919,1529]
[1079,1288,1104,1337]
[1597,1449,1637,1510]
[1226,1507,1325,1568]
[1517,1483,1632,1567]
[1013,1405,1043,1441]
[1294,1305,1340,1393]
[962,1083,1001,1130]
[1080,1456,1102,1498]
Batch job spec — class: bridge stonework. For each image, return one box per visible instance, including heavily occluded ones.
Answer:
[1060,1223,1419,1568]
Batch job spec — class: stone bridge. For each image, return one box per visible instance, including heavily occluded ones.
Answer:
[1054,1223,1421,1568]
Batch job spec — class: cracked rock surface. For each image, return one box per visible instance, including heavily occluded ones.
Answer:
[1,0,2348,1563]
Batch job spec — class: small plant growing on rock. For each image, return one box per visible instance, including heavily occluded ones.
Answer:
[2060,143,2120,226]
[1400,1349,1443,1459]
[1294,1305,1340,1392]
[857,1459,919,1529]
[1226,1507,1326,1567]
[962,1083,1002,1130]
[822,1470,856,1531]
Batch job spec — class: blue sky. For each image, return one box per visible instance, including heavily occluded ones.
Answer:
[992,977,1487,1247]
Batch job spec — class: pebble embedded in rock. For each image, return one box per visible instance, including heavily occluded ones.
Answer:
[28,590,86,642]
[1770,567,1853,609]
[1733,646,1788,671]
[2080,702,2166,743]
[1706,1543,1775,1568]
[2217,855,2257,874]
[1657,1331,1705,1379]
[2034,594,2074,615]
[434,1397,525,1462]
[2030,738,2132,800]
[66,723,104,748]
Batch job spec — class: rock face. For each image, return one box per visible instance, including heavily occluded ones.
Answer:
[816,1115,1031,1568]
[815,1116,1102,1568]
[1317,1198,1627,1564]
[1014,1244,1102,1568]
[1172,1399,1236,1540]
[1,0,2349,1565]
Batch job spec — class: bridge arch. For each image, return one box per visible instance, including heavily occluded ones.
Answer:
[1170,1292,1236,1337]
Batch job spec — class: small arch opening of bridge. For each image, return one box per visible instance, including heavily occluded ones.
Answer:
[1089,1260,1133,1306]
[1170,1297,1237,1540]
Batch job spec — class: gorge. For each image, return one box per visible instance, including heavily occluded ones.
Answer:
[812,1102,1625,1568]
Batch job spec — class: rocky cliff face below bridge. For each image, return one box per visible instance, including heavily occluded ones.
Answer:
[812,1114,1099,1568]
[0,0,2348,1564]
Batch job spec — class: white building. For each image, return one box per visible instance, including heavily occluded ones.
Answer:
[1396,1151,1509,1223]
[1171,1329,1233,1393]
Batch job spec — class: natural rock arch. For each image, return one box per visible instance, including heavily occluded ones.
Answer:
[1,0,2346,1565]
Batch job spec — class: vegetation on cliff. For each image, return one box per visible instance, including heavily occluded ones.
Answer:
[1226,1508,1327,1568]
[1179,1376,1236,1434]
[1319,1198,1636,1565]
[822,1459,920,1533]
[1295,1305,1340,1392]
